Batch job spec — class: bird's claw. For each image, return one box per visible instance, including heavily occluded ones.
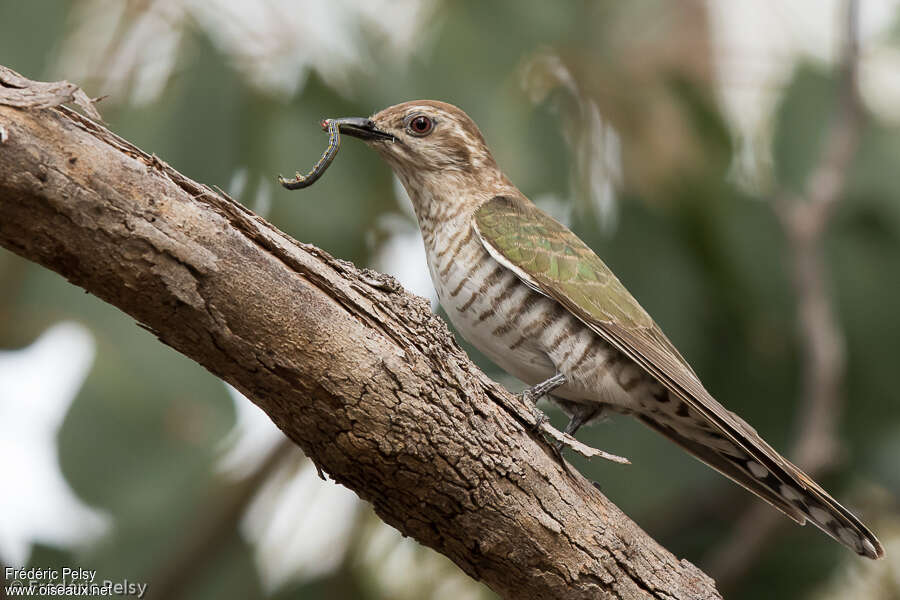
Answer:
[521,389,550,432]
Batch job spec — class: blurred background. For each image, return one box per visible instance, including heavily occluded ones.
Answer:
[1,0,899,598]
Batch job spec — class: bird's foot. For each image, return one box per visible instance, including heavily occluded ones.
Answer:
[521,388,549,432]
[520,375,629,465]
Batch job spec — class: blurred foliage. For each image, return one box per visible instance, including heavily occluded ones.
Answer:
[1,1,899,599]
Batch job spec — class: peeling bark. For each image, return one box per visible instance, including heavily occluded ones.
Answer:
[0,69,721,599]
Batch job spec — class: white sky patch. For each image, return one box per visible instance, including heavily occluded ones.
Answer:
[358,523,486,600]
[217,385,285,478]
[708,0,837,142]
[54,0,437,104]
[532,194,572,227]
[253,176,274,219]
[590,108,622,231]
[227,168,249,202]
[521,52,622,232]
[0,322,110,566]
[241,457,360,590]
[707,0,900,187]
[859,28,900,123]
[219,385,359,590]
[54,0,185,106]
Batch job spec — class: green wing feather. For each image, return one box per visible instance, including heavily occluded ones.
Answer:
[474,195,883,558]
[473,195,692,371]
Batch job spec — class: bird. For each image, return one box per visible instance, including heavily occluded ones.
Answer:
[325,100,884,559]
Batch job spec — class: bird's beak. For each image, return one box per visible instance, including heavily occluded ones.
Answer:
[333,117,396,142]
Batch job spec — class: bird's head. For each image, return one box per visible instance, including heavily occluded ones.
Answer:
[336,101,513,219]
[340,100,496,173]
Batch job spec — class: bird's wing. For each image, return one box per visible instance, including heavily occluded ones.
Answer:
[473,195,883,559]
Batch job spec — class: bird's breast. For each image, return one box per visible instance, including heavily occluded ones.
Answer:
[425,222,553,379]
[423,222,652,413]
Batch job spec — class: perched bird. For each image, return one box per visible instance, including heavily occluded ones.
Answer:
[328,100,883,559]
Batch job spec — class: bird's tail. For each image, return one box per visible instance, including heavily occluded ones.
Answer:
[637,408,883,559]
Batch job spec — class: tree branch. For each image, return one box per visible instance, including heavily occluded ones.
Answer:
[0,69,721,599]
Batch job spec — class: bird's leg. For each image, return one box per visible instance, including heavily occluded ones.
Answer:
[521,373,566,430]
[527,372,567,398]
[563,405,602,438]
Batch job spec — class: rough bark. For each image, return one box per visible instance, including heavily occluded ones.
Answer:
[0,71,721,599]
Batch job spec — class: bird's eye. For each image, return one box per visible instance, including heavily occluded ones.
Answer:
[407,115,434,136]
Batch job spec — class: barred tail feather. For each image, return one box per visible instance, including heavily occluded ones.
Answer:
[638,414,884,559]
